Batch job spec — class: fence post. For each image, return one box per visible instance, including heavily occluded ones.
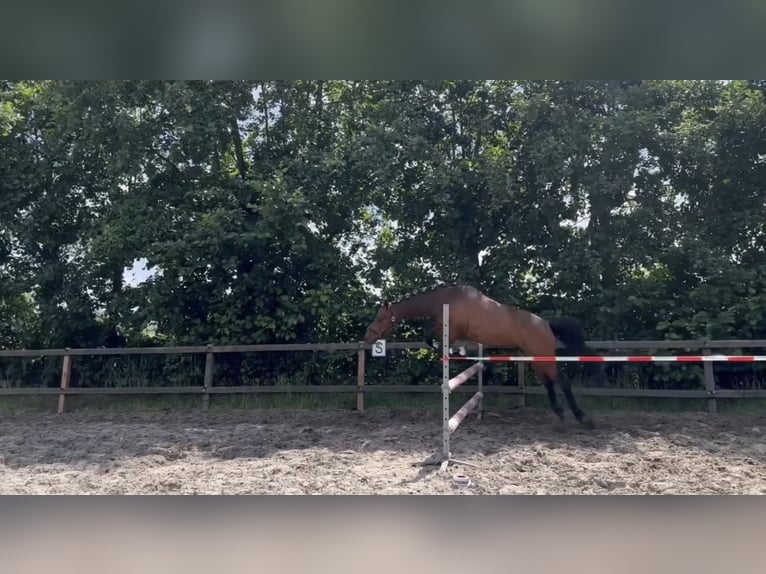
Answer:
[703,345,717,414]
[202,347,215,412]
[57,350,72,414]
[356,348,366,412]
[517,362,526,407]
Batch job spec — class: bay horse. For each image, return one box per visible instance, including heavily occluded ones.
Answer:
[363,284,600,428]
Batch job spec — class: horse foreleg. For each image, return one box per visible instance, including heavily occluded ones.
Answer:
[425,335,446,356]
[425,320,452,354]
[424,333,441,353]
[422,320,468,373]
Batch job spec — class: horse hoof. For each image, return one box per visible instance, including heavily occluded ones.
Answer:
[552,419,568,433]
[579,417,596,430]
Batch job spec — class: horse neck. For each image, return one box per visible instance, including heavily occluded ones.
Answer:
[392,293,440,320]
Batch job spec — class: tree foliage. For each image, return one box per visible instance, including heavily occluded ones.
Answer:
[2,80,766,389]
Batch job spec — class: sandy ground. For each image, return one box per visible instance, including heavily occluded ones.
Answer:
[1,406,765,494]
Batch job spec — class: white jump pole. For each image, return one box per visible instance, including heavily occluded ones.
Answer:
[441,303,451,463]
[439,303,484,472]
[477,342,484,420]
[415,303,485,471]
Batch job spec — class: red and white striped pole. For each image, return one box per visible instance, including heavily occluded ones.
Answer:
[444,355,766,363]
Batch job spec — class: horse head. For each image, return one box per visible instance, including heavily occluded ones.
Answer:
[363,299,401,343]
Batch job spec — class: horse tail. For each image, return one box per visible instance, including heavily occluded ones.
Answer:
[547,316,604,379]
[547,316,592,353]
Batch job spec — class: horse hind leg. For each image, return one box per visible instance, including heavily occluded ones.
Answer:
[531,363,565,421]
[559,376,594,429]
[555,366,595,429]
[533,362,595,429]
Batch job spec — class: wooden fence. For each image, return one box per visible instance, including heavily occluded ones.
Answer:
[2,339,766,414]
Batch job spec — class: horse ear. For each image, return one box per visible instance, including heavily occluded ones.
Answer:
[383,299,390,308]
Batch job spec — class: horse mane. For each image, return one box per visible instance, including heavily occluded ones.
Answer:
[392,281,451,303]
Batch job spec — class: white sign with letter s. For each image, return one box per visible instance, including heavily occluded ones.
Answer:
[372,339,386,357]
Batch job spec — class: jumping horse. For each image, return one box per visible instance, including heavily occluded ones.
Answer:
[363,284,600,428]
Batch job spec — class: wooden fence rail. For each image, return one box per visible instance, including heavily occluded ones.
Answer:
[1,339,766,414]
